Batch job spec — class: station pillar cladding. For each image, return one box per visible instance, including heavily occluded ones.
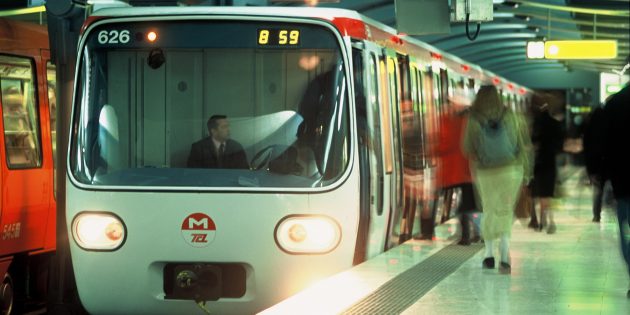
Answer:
[45,1,87,314]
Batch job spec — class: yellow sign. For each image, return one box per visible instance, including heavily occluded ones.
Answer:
[544,40,617,59]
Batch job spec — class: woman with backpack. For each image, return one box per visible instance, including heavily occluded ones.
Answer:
[462,85,533,274]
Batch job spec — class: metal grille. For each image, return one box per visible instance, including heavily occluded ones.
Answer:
[341,243,482,315]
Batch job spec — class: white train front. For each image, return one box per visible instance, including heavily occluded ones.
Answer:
[65,6,530,315]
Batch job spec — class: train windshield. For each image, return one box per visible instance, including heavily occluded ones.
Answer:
[71,20,350,189]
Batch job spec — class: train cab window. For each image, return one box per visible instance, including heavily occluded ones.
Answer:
[70,21,350,189]
[0,55,42,169]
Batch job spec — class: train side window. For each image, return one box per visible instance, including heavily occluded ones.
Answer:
[47,62,57,169]
[387,55,404,211]
[368,53,385,212]
[47,62,58,195]
[0,55,42,169]
[431,72,442,149]
[411,65,427,169]
[378,57,393,173]
[417,68,428,168]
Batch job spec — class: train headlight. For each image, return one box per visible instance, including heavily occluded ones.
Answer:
[275,215,341,254]
[72,212,126,250]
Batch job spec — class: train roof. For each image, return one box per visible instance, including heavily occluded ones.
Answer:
[87,6,531,95]
[0,17,48,52]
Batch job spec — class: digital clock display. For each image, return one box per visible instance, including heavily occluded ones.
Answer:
[257,29,300,46]
[87,22,340,50]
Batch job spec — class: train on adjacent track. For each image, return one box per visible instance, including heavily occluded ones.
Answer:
[0,17,57,315]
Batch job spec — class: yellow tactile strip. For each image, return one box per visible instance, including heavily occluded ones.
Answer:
[341,243,482,315]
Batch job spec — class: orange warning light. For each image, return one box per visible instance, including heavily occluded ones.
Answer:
[147,31,157,42]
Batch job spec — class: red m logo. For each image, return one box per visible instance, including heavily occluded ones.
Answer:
[188,217,208,230]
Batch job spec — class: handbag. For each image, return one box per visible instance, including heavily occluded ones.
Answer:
[515,185,532,219]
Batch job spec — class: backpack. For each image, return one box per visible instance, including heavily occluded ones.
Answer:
[475,111,519,167]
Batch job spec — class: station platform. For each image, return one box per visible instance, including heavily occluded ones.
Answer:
[261,166,630,315]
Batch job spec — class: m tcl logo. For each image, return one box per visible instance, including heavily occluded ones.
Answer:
[181,213,216,248]
[191,233,208,243]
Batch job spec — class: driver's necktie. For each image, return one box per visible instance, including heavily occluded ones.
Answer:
[217,143,225,167]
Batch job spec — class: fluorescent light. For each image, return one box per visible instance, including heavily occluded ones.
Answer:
[527,41,545,59]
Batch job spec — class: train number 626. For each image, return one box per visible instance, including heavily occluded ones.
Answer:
[98,30,131,44]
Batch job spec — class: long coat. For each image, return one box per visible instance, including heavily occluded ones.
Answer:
[598,85,630,198]
[436,109,472,189]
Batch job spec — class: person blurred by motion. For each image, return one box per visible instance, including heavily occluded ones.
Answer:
[593,78,630,298]
[529,93,565,234]
[583,104,607,222]
[463,85,533,274]
[436,90,480,245]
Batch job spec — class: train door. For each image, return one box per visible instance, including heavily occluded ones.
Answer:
[379,49,404,248]
[0,54,49,256]
[351,42,389,263]
[397,54,420,242]
[417,68,440,234]
[406,58,429,238]
[41,51,57,252]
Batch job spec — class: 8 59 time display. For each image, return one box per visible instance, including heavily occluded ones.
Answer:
[258,29,300,46]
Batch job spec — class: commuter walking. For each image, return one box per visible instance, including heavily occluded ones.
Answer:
[529,93,565,234]
[462,85,533,274]
[436,91,480,245]
[583,105,607,222]
[592,81,630,297]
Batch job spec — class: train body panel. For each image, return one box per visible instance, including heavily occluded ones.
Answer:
[67,179,360,314]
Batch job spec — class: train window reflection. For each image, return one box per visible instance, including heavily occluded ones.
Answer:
[1,55,42,169]
[70,21,350,189]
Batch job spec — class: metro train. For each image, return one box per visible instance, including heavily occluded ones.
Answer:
[63,5,532,315]
[0,18,57,314]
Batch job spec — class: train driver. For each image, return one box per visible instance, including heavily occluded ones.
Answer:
[187,114,249,169]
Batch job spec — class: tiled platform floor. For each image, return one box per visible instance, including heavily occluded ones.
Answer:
[261,167,630,315]
[404,171,630,315]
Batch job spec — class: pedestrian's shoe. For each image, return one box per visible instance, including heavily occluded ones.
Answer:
[457,239,471,246]
[482,257,495,269]
[471,236,482,243]
[527,221,539,229]
[627,289,630,298]
[418,218,434,241]
[592,216,601,223]
[547,224,557,234]
[499,262,511,274]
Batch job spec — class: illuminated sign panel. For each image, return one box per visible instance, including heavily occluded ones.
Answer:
[527,41,545,59]
[544,40,617,59]
[258,29,300,46]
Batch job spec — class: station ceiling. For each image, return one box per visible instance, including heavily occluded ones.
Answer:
[1,0,628,89]
[310,0,630,85]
